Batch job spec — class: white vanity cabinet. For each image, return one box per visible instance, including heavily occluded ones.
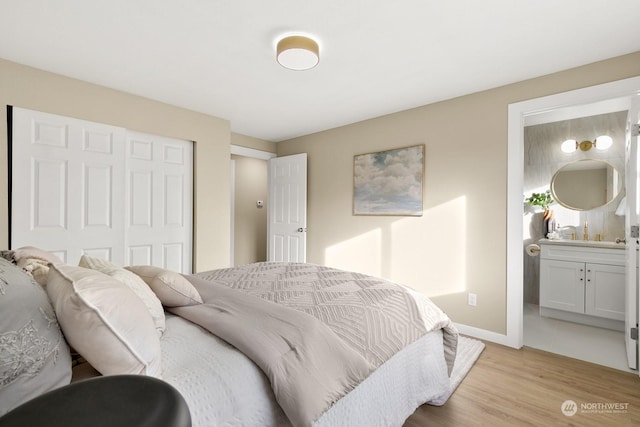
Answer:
[539,240,625,330]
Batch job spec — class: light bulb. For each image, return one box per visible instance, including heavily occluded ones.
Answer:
[561,139,577,153]
[595,135,613,150]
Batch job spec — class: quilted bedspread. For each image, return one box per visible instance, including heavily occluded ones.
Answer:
[174,262,457,427]
[193,262,457,370]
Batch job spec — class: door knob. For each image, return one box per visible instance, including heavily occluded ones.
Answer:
[297,227,307,232]
[616,238,626,244]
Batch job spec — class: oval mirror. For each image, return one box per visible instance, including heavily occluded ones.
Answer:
[551,159,622,211]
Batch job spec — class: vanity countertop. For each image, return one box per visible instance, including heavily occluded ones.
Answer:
[538,238,625,250]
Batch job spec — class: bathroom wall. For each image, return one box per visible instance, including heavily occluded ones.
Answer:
[523,111,627,304]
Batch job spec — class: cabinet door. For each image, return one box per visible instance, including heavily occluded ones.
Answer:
[540,259,585,313]
[585,263,626,321]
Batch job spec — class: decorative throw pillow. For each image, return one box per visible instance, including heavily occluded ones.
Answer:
[13,246,65,287]
[78,255,165,336]
[13,246,63,266]
[46,264,162,378]
[125,265,202,307]
[0,258,72,415]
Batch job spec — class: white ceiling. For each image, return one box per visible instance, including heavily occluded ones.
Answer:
[1,0,639,142]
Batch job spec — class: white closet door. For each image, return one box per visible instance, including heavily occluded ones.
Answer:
[11,108,126,264]
[11,108,193,273]
[126,131,193,273]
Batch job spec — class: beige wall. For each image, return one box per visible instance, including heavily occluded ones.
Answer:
[277,52,640,334]
[231,132,277,154]
[232,155,268,266]
[0,58,231,272]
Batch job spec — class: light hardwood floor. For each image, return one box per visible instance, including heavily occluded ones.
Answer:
[404,341,640,426]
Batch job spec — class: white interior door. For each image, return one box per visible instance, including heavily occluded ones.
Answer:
[11,107,126,264]
[625,96,640,371]
[267,153,307,262]
[126,131,193,273]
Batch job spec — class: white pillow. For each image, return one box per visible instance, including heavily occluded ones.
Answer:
[46,264,162,378]
[125,265,202,307]
[79,255,165,336]
[13,246,63,265]
[13,246,64,287]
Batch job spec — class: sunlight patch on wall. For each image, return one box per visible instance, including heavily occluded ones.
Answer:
[325,228,382,277]
[390,196,467,297]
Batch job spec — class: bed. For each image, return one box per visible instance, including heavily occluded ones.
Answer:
[0,247,458,426]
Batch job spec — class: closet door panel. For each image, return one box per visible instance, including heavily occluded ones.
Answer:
[11,108,192,271]
[164,173,184,227]
[33,158,67,229]
[130,170,153,227]
[12,108,125,265]
[129,245,152,266]
[83,163,113,228]
[126,131,192,273]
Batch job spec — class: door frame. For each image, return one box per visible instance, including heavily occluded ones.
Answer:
[229,145,276,266]
[506,76,640,349]
[625,99,640,370]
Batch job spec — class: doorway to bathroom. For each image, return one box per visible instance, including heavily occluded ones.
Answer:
[506,76,640,373]
[523,106,630,371]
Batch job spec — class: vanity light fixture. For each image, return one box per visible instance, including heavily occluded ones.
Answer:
[560,135,613,153]
[276,35,319,71]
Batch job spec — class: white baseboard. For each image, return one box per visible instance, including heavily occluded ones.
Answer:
[454,323,518,348]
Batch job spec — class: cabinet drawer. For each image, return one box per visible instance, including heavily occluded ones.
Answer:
[540,244,624,265]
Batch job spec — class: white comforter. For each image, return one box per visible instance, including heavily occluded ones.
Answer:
[160,314,450,427]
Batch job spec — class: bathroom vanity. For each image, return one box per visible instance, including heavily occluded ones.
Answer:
[538,239,625,331]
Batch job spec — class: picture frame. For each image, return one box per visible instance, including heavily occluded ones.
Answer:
[353,144,424,216]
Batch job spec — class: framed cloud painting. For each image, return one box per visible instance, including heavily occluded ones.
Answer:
[353,144,424,216]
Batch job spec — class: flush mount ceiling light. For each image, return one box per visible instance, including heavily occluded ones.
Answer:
[276,35,319,71]
[561,135,613,153]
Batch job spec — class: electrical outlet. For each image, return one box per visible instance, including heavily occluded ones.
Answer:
[468,293,477,306]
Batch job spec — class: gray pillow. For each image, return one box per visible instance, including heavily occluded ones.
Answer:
[0,257,72,415]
